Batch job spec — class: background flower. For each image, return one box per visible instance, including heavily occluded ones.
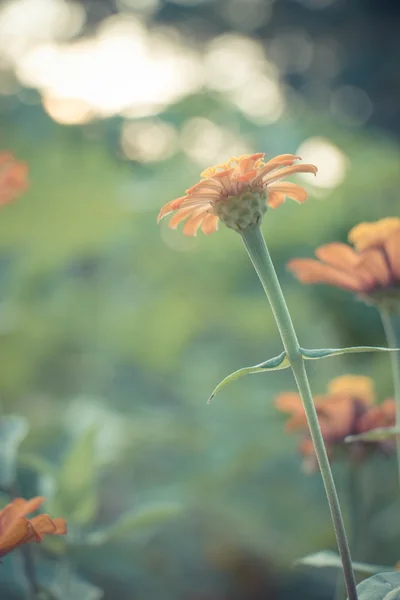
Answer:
[0,496,66,558]
[275,375,395,472]
[287,218,400,307]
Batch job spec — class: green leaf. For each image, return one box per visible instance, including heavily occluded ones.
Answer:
[357,572,400,600]
[86,501,182,544]
[301,346,398,360]
[346,427,400,443]
[295,551,391,575]
[44,425,99,526]
[207,351,289,403]
[0,415,29,487]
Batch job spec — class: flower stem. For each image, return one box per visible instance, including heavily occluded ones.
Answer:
[380,308,400,485]
[240,225,358,600]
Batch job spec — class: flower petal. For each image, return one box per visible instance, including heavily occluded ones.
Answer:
[201,213,219,235]
[275,392,303,414]
[315,243,359,271]
[157,196,187,222]
[266,191,286,208]
[315,243,378,288]
[267,182,308,204]
[327,375,375,405]
[0,517,31,557]
[357,248,392,288]
[287,258,364,292]
[182,208,208,236]
[168,207,196,229]
[238,153,264,175]
[263,163,318,185]
[385,229,400,281]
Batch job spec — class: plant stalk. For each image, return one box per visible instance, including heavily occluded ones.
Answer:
[380,308,400,485]
[240,225,358,600]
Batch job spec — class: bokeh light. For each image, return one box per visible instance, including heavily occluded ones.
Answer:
[296,136,349,189]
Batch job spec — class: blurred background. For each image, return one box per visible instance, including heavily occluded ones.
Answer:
[0,0,400,598]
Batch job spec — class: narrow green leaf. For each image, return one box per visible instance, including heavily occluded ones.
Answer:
[357,573,400,600]
[346,427,400,443]
[295,551,391,575]
[208,351,289,403]
[0,416,29,487]
[301,346,398,360]
[86,501,182,544]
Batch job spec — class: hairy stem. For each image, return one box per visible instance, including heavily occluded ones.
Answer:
[240,225,358,600]
[380,308,400,485]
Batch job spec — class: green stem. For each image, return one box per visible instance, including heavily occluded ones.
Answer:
[240,225,358,600]
[380,308,400,485]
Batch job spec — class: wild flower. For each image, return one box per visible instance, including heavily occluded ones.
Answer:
[0,496,67,558]
[0,152,28,206]
[288,218,400,308]
[276,375,395,472]
[158,153,317,235]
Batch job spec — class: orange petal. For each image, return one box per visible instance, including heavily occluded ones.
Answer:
[0,517,31,556]
[287,258,363,292]
[168,207,196,229]
[0,496,44,533]
[275,392,303,414]
[349,218,400,251]
[51,518,67,535]
[267,182,308,204]
[30,515,58,538]
[182,209,208,236]
[237,169,257,183]
[186,179,224,194]
[266,191,286,208]
[263,163,318,185]
[314,243,377,289]
[201,213,219,235]
[385,229,400,281]
[238,153,264,175]
[358,248,392,288]
[315,243,359,271]
[157,196,187,222]
[328,375,375,405]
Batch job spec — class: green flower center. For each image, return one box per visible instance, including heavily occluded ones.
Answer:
[213,191,267,233]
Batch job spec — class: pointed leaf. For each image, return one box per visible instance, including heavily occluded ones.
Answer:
[87,501,182,544]
[357,573,400,600]
[0,416,29,486]
[208,351,289,403]
[346,427,400,443]
[295,551,391,575]
[301,346,398,360]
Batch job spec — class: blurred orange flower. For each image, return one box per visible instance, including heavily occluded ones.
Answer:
[0,152,28,206]
[0,496,67,558]
[158,153,317,235]
[275,375,395,472]
[287,218,400,306]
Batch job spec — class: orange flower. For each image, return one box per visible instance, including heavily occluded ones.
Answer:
[275,375,395,472]
[0,152,28,206]
[0,496,67,558]
[287,218,400,306]
[158,153,317,235]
